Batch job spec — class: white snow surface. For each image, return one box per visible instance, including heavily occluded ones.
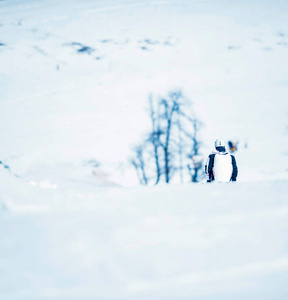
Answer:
[1,0,288,299]
[0,0,288,184]
[1,174,288,300]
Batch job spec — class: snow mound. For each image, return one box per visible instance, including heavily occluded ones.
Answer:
[1,177,288,299]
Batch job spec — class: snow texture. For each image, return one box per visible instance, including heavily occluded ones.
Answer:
[1,0,288,299]
[1,173,288,300]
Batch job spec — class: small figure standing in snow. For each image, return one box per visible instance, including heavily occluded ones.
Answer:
[228,140,238,153]
[205,139,238,183]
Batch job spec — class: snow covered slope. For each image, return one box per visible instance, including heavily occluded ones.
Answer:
[1,0,288,299]
[1,173,288,300]
[0,0,288,184]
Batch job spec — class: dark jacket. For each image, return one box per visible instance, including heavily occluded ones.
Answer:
[205,152,238,182]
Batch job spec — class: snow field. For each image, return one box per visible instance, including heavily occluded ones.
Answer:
[0,0,288,183]
[1,174,288,299]
[1,0,288,299]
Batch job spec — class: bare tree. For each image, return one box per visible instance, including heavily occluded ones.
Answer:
[148,95,162,185]
[184,118,204,182]
[131,90,202,185]
[158,91,183,183]
[177,114,184,183]
[130,145,148,185]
